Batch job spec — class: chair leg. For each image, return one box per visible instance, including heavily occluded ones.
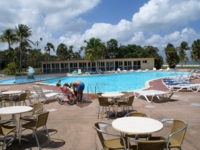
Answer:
[44,125,51,141]
[33,130,41,149]
[107,107,110,120]
[2,135,7,150]
[97,106,101,119]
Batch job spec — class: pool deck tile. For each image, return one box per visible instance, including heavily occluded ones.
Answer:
[0,74,200,150]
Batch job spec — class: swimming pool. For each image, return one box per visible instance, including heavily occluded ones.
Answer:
[0,76,56,84]
[41,72,188,92]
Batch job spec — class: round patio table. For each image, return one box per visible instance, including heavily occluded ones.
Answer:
[0,106,33,145]
[102,92,124,98]
[1,90,22,95]
[102,92,124,117]
[112,117,163,134]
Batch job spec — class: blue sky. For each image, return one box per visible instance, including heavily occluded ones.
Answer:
[0,0,200,59]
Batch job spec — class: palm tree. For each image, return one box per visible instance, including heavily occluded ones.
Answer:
[84,38,105,71]
[191,39,200,63]
[144,46,159,57]
[45,42,55,60]
[177,41,190,66]
[35,37,42,48]
[0,29,18,62]
[68,45,74,60]
[56,43,68,60]
[164,43,180,68]
[15,24,34,72]
[106,39,118,58]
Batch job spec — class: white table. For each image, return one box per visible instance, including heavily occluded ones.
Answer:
[112,117,163,134]
[1,90,23,106]
[0,106,33,144]
[112,117,163,150]
[1,90,23,95]
[102,92,124,117]
[102,92,124,98]
[0,106,33,115]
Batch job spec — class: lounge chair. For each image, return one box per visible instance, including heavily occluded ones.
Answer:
[165,67,170,71]
[77,69,82,75]
[72,70,77,75]
[134,90,174,102]
[98,69,104,74]
[117,68,121,73]
[33,85,60,104]
[167,84,200,92]
[152,67,157,71]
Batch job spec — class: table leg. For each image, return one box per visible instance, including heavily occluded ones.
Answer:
[10,114,29,146]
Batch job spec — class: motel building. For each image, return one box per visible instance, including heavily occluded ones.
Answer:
[40,58,155,74]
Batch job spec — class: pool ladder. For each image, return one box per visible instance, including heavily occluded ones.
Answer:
[87,84,100,99]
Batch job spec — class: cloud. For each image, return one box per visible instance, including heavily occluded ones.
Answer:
[132,0,200,32]
[0,0,200,58]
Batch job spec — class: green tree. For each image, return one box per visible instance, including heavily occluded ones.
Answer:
[29,49,43,68]
[106,39,118,58]
[0,29,18,62]
[144,46,163,69]
[56,43,68,60]
[117,44,144,58]
[84,38,105,70]
[177,41,189,66]
[45,42,55,60]
[164,43,180,68]
[191,39,200,63]
[4,62,17,75]
[15,24,34,72]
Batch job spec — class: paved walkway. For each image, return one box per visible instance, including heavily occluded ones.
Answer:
[0,77,200,150]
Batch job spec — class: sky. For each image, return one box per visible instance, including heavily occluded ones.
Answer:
[0,0,200,59]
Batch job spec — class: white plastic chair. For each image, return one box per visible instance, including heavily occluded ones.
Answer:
[33,85,60,104]
[77,69,82,75]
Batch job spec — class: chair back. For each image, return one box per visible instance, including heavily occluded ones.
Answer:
[19,93,27,101]
[93,122,127,149]
[25,90,31,99]
[121,91,129,100]
[98,97,110,106]
[125,112,149,118]
[33,85,45,97]
[36,111,49,129]
[137,140,165,150]
[93,122,105,147]
[127,95,135,106]
[96,92,103,97]
[167,119,188,148]
[32,103,44,115]
[1,90,9,101]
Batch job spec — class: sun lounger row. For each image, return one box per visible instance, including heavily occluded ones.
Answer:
[162,77,200,92]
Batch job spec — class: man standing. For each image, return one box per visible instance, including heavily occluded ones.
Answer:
[70,80,85,102]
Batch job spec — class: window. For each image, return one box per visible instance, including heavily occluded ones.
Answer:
[143,60,147,63]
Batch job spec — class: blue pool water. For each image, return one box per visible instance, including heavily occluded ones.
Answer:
[41,72,188,92]
[0,76,56,84]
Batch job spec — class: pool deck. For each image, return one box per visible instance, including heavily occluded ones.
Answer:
[0,72,200,150]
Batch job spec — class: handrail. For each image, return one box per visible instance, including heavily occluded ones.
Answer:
[87,84,93,99]
[94,84,100,94]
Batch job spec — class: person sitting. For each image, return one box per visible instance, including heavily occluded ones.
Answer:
[56,81,76,102]
[70,80,85,102]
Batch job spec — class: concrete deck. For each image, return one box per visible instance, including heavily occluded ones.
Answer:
[0,78,200,150]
